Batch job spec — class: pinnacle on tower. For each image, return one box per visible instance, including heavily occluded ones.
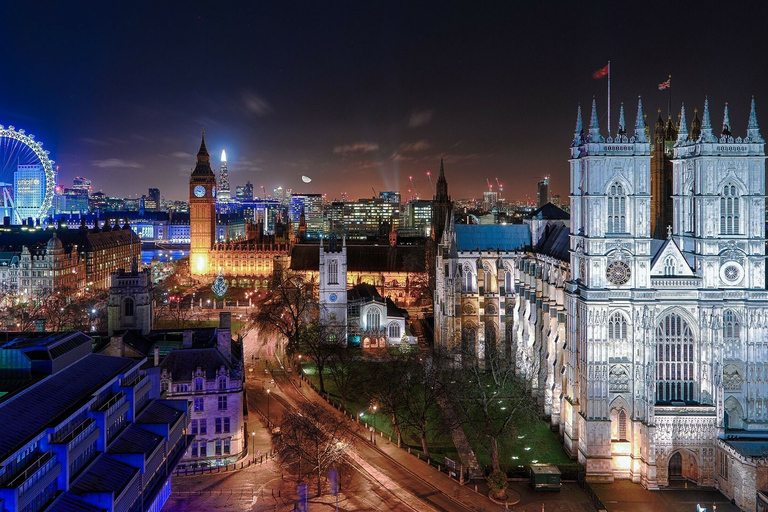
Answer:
[573,104,583,146]
[722,103,731,136]
[617,103,626,136]
[747,96,763,142]
[588,97,600,142]
[690,107,702,140]
[192,129,215,176]
[700,97,715,142]
[634,96,648,143]
[198,129,209,159]
[677,103,688,142]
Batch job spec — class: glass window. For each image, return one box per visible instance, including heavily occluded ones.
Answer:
[655,313,696,403]
[200,419,207,434]
[215,440,222,456]
[723,310,741,360]
[200,441,207,457]
[607,182,627,233]
[224,438,231,454]
[218,396,227,410]
[124,298,134,317]
[191,442,198,457]
[195,378,204,391]
[218,377,227,390]
[224,417,230,433]
[609,313,629,360]
[328,259,338,284]
[215,418,222,434]
[366,308,381,330]
[194,397,204,411]
[720,185,740,235]
[191,419,198,435]
[618,410,627,441]
[388,323,400,339]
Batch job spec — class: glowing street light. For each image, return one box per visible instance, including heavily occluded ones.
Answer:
[251,431,256,461]
[266,389,271,426]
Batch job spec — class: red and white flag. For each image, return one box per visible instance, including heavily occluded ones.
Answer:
[658,78,671,90]
[592,64,609,79]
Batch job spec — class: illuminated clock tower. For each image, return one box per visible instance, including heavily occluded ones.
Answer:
[189,131,217,276]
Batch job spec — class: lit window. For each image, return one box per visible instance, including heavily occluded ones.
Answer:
[720,185,740,235]
[366,308,381,330]
[388,323,400,339]
[656,313,696,403]
[607,183,627,233]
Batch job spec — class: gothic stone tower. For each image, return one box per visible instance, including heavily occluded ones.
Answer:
[567,97,654,483]
[432,158,451,244]
[108,260,153,336]
[189,131,217,276]
[319,233,348,342]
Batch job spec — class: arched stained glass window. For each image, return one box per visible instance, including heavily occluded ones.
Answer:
[655,313,696,403]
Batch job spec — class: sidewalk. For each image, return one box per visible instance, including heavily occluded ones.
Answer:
[293,373,525,512]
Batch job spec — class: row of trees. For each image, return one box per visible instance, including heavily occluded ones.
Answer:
[253,268,540,480]
[0,285,108,332]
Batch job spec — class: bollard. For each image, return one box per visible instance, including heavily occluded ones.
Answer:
[438,464,441,472]
[408,447,411,454]
[474,484,478,493]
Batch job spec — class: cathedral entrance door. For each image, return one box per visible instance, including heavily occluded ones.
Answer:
[669,452,683,479]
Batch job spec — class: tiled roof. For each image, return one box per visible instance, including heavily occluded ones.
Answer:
[160,347,233,381]
[454,224,531,252]
[69,454,139,494]
[529,203,570,220]
[136,401,184,426]
[108,423,163,456]
[533,224,570,262]
[0,354,136,460]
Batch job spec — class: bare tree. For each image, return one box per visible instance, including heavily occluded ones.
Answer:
[400,350,448,458]
[448,345,539,473]
[369,353,410,447]
[273,401,355,497]
[252,269,317,360]
[297,322,345,395]
[326,347,368,412]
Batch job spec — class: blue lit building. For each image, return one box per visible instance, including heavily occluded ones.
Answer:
[14,164,45,223]
[0,332,190,512]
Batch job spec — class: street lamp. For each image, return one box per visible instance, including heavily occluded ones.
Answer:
[266,389,271,427]
[372,404,377,444]
[251,431,256,461]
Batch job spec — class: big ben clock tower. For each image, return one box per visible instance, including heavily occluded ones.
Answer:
[189,131,217,276]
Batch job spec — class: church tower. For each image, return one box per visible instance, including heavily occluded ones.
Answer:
[189,131,217,276]
[319,233,347,342]
[567,97,653,483]
[432,158,451,244]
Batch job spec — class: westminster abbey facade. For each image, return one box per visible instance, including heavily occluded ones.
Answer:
[435,96,768,510]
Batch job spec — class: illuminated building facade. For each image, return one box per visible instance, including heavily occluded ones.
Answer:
[189,132,217,276]
[14,164,45,222]
[435,97,768,512]
[217,149,231,203]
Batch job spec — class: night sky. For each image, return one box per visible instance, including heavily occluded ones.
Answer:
[2,1,768,203]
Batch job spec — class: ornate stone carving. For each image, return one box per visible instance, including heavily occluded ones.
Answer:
[723,364,743,392]
[609,365,630,393]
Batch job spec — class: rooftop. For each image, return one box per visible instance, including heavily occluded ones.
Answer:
[454,224,531,252]
[69,454,139,495]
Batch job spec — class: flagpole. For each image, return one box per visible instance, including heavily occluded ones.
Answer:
[607,61,611,135]
[667,75,672,118]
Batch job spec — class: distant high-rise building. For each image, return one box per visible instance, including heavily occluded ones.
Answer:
[147,187,161,211]
[72,176,92,196]
[551,194,562,207]
[537,176,550,208]
[236,181,254,202]
[56,188,90,214]
[482,191,498,212]
[218,149,231,203]
[14,164,45,223]
[379,191,401,206]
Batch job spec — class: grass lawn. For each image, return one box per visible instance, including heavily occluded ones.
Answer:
[300,361,459,463]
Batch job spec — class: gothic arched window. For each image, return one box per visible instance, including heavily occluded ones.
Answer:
[608,313,629,360]
[655,313,696,403]
[504,271,513,295]
[720,185,740,235]
[462,323,477,358]
[618,410,628,441]
[607,183,627,233]
[328,259,338,285]
[462,264,475,293]
[664,257,676,276]
[388,323,400,339]
[366,308,381,331]
[723,310,741,360]
[124,297,134,317]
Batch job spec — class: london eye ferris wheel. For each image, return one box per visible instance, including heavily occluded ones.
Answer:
[0,125,56,224]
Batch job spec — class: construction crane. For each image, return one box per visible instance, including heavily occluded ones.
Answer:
[261,185,267,198]
[426,171,434,195]
[371,187,377,199]
[495,178,503,197]
[409,176,420,199]
[486,178,493,191]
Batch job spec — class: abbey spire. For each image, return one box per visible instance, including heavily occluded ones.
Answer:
[722,103,731,136]
[634,96,648,143]
[677,103,688,143]
[700,97,715,142]
[573,104,583,146]
[617,102,626,136]
[748,96,763,142]
[588,97,601,142]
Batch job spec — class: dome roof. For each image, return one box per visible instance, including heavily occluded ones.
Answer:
[47,233,63,251]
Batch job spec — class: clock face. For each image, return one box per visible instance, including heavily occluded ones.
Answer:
[329,293,337,302]
[606,261,631,286]
[194,185,205,198]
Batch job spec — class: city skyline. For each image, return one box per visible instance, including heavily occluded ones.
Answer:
[3,2,767,201]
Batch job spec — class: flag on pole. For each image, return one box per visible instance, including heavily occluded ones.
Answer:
[592,64,609,79]
[658,78,671,90]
